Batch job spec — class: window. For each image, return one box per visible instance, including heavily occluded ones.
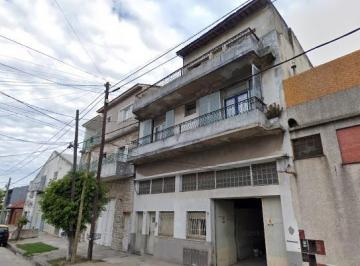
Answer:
[252,162,279,185]
[163,177,175,193]
[216,166,251,188]
[107,116,111,122]
[293,134,323,160]
[185,101,196,116]
[197,171,215,190]
[159,212,174,237]
[138,180,150,195]
[53,171,58,180]
[118,105,133,122]
[151,179,163,194]
[225,92,249,118]
[182,173,197,191]
[187,212,206,240]
[337,125,360,164]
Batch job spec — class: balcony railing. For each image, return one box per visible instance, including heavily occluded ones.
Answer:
[82,152,134,179]
[136,27,259,99]
[131,97,266,148]
[82,135,100,152]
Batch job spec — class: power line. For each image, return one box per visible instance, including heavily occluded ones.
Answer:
[0,33,103,81]
[110,0,254,89]
[53,0,106,81]
[0,62,102,93]
[0,133,68,145]
[0,91,72,125]
[0,148,64,158]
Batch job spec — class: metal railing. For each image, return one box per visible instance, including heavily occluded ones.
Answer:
[82,135,100,152]
[131,97,266,148]
[136,27,259,99]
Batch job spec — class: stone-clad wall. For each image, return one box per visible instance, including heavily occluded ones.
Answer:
[106,177,134,250]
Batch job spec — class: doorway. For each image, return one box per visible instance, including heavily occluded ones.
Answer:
[215,198,266,266]
[146,212,156,255]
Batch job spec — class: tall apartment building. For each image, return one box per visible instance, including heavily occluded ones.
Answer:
[283,50,360,266]
[127,0,312,265]
[81,84,147,251]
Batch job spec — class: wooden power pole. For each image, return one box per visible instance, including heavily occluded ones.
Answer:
[87,82,110,260]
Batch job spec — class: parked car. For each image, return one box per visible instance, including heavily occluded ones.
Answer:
[0,224,9,247]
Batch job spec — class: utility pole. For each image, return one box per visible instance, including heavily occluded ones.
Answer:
[87,82,110,260]
[68,109,79,260]
[0,178,11,224]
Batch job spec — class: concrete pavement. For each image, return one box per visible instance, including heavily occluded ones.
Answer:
[0,247,33,266]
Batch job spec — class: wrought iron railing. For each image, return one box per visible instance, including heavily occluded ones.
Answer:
[136,27,259,99]
[131,97,266,148]
[82,135,100,152]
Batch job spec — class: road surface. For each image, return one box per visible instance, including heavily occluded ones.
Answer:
[0,247,32,266]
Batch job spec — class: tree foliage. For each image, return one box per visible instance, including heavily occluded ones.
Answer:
[0,188,4,210]
[40,171,108,234]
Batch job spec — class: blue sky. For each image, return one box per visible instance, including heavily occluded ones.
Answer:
[0,0,359,187]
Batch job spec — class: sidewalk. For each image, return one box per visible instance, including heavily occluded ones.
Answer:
[8,232,125,265]
[9,232,179,266]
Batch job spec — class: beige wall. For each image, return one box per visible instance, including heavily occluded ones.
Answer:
[136,134,283,179]
[291,117,360,266]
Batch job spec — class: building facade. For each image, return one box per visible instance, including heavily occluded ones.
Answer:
[284,49,360,266]
[23,151,72,235]
[4,185,28,225]
[127,0,312,265]
[81,84,147,251]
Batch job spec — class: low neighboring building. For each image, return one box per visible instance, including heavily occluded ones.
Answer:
[81,83,147,251]
[284,49,360,266]
[4,185,28,225]
[23,151,72,235]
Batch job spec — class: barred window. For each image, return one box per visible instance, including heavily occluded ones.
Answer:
[187,212,206,240]
[216,167,251,188]
[138,180,151,194]
[163,177,175,193]
[292,134,323,160]
[197,171,215,190]
[182,173,197,191]
[159,212,174,237]
[151,179,163,194]
[252,162,278,185]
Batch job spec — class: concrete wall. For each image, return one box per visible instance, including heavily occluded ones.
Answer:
[290,116,360,266]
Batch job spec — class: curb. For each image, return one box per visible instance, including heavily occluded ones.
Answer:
[7,242,48,266]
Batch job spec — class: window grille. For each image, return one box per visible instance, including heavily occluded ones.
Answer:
[197,171,215,190]
[187,212,206,240]
[163,177,175,193]
[151,178,163,194]
[252,162,278,185]
[182,173,197,191]
[138,180,151,194]
[185,101,197,116]
[159,212,174,237]
[216,166,251,188]
[292,134,323,160]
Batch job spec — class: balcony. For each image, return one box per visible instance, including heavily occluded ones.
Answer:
[129,97,282,163]
[82,135,100,152]
[133,28,275,119]
[87,152,134,180]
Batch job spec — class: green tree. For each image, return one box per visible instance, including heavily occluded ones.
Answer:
[40,171,108,261]
[0,188,4,210]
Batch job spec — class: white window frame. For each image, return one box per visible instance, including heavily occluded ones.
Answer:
[118,105,133,123]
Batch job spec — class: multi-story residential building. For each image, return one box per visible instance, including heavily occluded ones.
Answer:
[127,0,313,265]
[81,83,147,251]
[283,50,360,266]
[24,151,72,235]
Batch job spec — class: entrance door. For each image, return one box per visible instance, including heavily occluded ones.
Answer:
[146,212,156,255]
[95,199,115,246]
[122,212,131,252]
[225,92,248,118]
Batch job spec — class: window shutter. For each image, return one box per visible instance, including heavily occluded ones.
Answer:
[139,119,152,138]
[251,64,262,99]
[165,109,175,128]
[199,91,221,115]
[209,91,221,112]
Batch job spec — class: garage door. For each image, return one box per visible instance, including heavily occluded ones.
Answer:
[95,199,116,247]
